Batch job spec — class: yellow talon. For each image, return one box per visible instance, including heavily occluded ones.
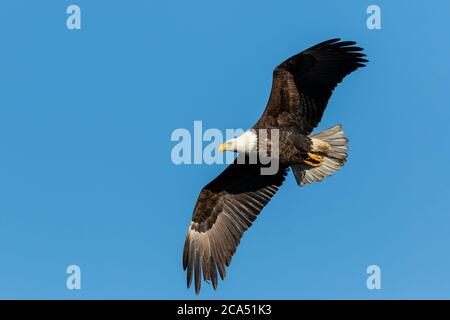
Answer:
[304,153,322,167]
[304,160,319,167]
[308,152,322,162]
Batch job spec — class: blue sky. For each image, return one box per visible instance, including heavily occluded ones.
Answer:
[0,0,449,299]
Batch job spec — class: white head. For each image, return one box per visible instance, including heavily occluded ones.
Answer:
[218,130,257,154]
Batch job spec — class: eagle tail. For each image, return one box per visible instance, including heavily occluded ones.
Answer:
[292,125,348,186]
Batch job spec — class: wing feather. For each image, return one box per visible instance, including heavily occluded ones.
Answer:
[255,38,368,133]
[183,161,288,294]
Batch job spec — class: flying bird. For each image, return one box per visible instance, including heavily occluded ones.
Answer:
[182,38,368,294]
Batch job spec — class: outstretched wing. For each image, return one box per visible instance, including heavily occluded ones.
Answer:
[183,160,288,294]
[255,38,368,134]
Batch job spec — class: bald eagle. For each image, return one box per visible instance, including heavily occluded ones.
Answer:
[182,39,368,294]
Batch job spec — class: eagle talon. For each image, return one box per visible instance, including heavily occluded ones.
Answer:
[308,152,322,162]
[304,153,322,167]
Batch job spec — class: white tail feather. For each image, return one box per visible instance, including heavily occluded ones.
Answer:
[292,124,348,186]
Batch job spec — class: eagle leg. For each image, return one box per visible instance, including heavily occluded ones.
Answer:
[304,153,323,167]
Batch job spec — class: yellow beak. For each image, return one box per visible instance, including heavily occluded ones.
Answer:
[218,143,227,152]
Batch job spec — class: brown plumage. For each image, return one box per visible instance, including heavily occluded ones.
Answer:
[183,39,368,294]
[255,38,367,132]
[183,158,288,293]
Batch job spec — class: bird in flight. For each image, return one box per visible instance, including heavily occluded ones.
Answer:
[182,38,368,294]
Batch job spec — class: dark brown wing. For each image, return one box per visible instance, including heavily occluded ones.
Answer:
[183,159,288,294]
[255,38,368,134]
